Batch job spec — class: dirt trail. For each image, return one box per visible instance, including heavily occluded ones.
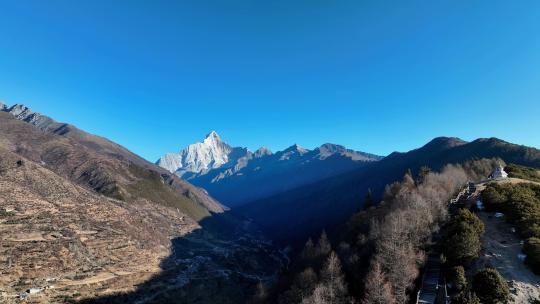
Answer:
[497,177,540,186]
[476,212,540,303]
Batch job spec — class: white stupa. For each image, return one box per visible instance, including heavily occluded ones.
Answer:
[490,164,508,179]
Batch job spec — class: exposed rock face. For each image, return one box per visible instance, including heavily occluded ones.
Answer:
[2,104,56,130]
[157,133,382,206]
[254,146,272,158]
[156,131,251,178]
[317,143,377,160]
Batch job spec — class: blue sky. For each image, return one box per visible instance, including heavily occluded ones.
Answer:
[0,1,539,161]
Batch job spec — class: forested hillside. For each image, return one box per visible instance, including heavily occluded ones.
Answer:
[239,137,540,244]
[263,159,499,303]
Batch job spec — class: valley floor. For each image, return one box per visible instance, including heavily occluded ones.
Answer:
[0,149,285,303]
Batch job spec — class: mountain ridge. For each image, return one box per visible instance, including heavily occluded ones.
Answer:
[0,103,226,217]
[157,132,383,206]
[238,136,540,243]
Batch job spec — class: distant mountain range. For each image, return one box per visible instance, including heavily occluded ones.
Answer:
[157,131,382,206]
[4,100,540,302]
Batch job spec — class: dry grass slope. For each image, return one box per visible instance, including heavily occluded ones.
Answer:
[0,148,200,303]
[0,111,224,220]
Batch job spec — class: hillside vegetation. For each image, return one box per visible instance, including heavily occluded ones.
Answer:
[266,159,499,303]
[482,181,540,274]
[239,137,540,244]
[506,163,540,183]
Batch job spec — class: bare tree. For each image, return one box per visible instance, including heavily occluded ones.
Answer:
[301,251,353,304]
[362,261,396,304]
[321,251,352,304]
[368,164,470,303]
[302,284,329,304]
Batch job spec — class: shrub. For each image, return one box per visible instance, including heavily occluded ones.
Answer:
[506,164,540,183]
[448,266,467,291]
[444,210,483,266]
[524,237,540,274]
[453,291,480,304]
[449,209,485,236]
[444,222,481,265]
[480,183,507,211]
[481,182,540,240]
[530,298,540,304]
[472,268,510,304]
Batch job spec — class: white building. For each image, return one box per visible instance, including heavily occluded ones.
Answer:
[490,165,508,179]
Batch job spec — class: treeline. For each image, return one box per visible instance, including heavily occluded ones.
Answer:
[482,181,540,273]
[263,158,501,303]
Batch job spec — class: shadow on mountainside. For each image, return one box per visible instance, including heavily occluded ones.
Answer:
[78,211,287,304]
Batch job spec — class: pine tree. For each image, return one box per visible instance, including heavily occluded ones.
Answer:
[316,230,332,258]
[302,238,317,262]
[363,188,374,210]
[362,261,396,304]
[416,166,431,185]
[472,268,510,304]
[250,281,267,304]
[278,268,318,304]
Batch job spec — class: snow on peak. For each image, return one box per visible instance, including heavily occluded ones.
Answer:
[206,130,220,139]
[203,130,222,145]
[157,131,235,176]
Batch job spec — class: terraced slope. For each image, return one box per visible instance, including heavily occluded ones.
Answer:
[0,147,200,303]
[0,104,285,303]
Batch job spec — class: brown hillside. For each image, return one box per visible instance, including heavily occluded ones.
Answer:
[0,111,224,220]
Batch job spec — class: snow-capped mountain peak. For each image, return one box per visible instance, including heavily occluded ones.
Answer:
[204,131,222,144]
[156,131,237,177]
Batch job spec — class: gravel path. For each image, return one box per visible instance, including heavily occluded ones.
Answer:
[476,212,540,303]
